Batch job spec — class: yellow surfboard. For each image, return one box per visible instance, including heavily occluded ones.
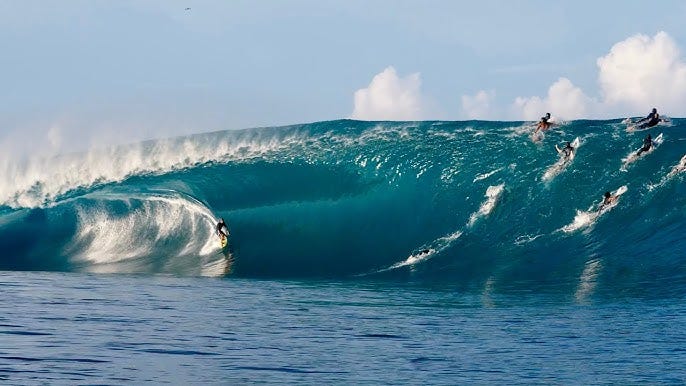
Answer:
[220,234,228,249]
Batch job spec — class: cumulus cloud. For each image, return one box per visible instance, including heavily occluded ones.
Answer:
[512,77,592,120]
[512,31,686,119]
[351,66,424,121]
[597,31,686,114]
[461,90,495,119]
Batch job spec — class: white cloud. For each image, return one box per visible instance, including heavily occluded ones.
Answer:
[351,66,424,121]
[597,31,686,114]
[512,77,592,120]
[461,90,495,119]
[511,32,686,120]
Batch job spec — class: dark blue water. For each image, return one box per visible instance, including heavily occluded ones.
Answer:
[1,272,685,384]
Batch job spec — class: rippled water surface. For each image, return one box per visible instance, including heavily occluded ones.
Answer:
[1,272,685,384]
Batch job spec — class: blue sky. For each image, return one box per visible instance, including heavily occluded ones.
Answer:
[1,0,686,151]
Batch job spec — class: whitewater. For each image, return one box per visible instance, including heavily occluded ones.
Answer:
[0,119,684,294]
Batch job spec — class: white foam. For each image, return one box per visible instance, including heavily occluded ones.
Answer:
[667,154,686,179]
[502,124,535,138]
[575,259,602,303]
[380,230,463,272]
[440,164,460,183]
[649,154,686,190]
[467,184,504,228]
[381,183,505,273]
[560,210,598,233]
[473,167,503,182]
[0,130,316,209]
[620,133,663,171]
[542,156,570,182]
[64,192,224,276]
[542,137,580,182]
[559,186,627,233]
[514,233,543,245]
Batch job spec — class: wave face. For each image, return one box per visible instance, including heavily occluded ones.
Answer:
[1,119,684,294]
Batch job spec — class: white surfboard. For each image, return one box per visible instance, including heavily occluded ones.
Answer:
[598,185,627,213]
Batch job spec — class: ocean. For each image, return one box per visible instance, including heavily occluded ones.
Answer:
[1,119,685,384]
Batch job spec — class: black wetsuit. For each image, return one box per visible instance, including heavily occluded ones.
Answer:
[637,137,652,156]
[216,221,227,237]
[638,112,660,129]
[562,145,573,157]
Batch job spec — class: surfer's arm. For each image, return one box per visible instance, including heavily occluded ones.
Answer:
[555,145,562,154]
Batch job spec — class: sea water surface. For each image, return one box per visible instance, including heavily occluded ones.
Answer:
[2,272,686,384]
[1,119,685,383]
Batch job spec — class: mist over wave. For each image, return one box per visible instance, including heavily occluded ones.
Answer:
[0,119,684,296]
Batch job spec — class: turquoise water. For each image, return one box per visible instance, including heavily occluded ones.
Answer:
[1,272,685,384]
[0,119,684,382]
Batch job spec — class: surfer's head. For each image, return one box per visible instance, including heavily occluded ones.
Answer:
[604,192,611,198]
[567,142,571,147]
[652,108,657,113]
[545,113,551,118]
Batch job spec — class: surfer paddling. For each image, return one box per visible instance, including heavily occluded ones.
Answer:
[636,134,653,157]
[534,112,552,135]
[667,155,686,178]
[555,141,574,159]
[598,191,619,212]
[635,108,661,129]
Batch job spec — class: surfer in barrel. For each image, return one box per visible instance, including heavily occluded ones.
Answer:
[216,218,229,239]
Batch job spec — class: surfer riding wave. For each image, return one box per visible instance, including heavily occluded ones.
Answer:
[216,218,229,239]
